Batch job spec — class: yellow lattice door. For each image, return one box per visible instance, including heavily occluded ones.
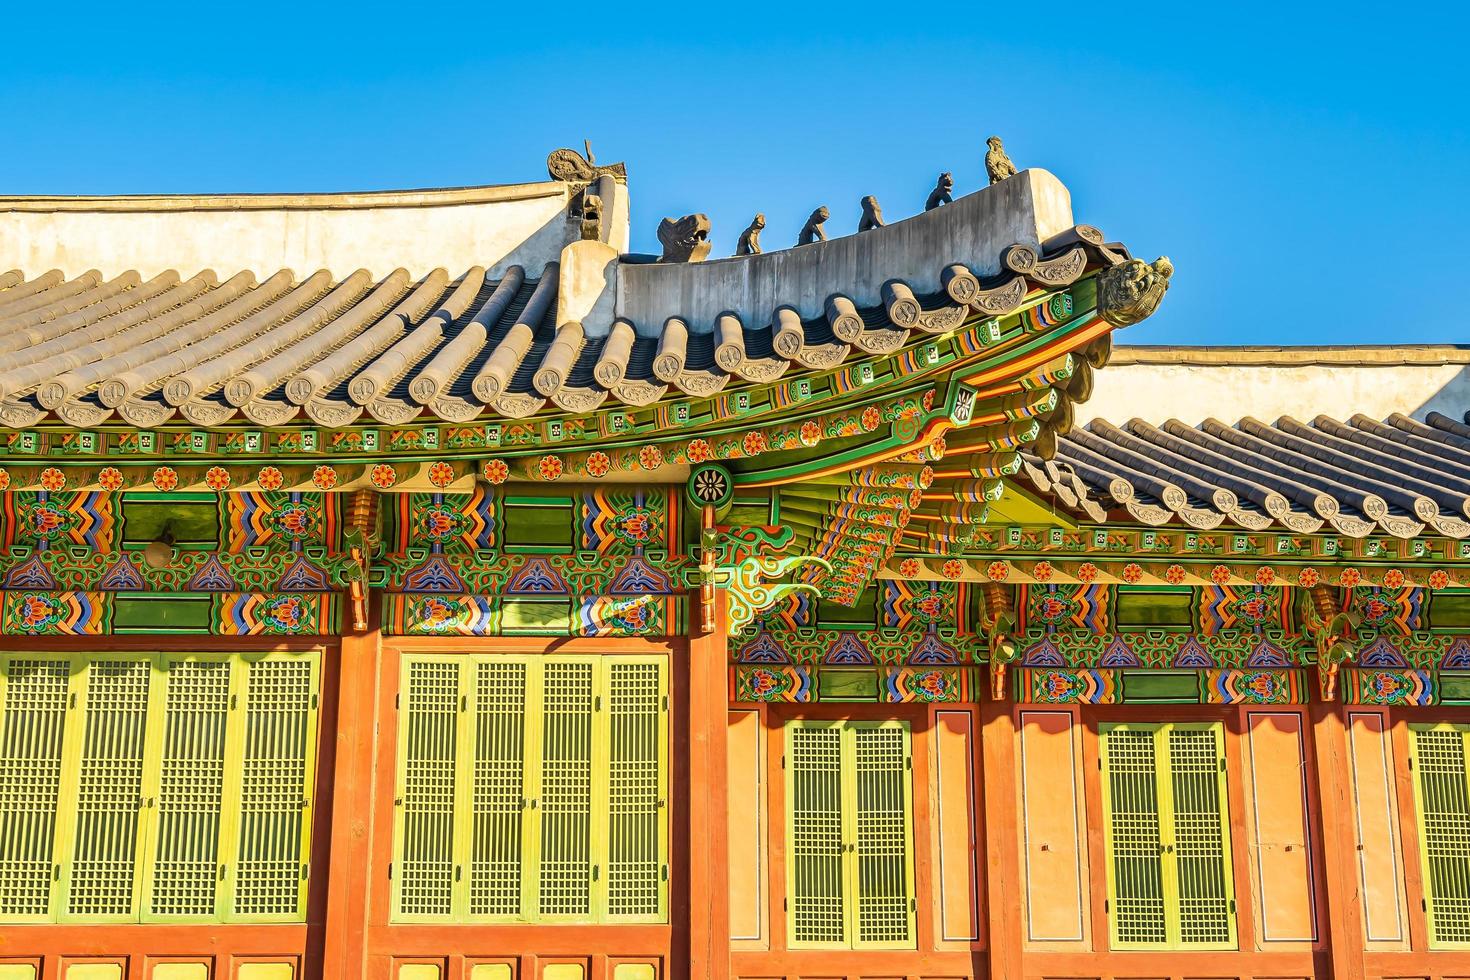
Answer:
[603,658,668,922]
[537,658,596,919]
[850,722,915,947]
[394,658,464,920]
[1409,725,1470,946]
[0,656,71,921]
[467,657,532,920]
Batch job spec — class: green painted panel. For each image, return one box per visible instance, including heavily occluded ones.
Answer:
[233,656,317,921]
[1430,592,1470,631]
[787,723,845,946]
[111,594,213,634]
[500,600,572,635]
[815,587,879,628]
[120,498,220,551]
[0,658,69,920]
[502,498,574,551]
[395,659,461,919]
[1441,673,1470,705]
[818,670,877,702]
[537,660,594,918]
[1114,587,1194,629]
[147,658,230,919]
[468,660,528,918]
[1101,726,1168,946]
[1121,670,1200,704]
[65,658,152,919]
[605,660,665,919]
[851,724,913,946]
[1411,726,1470,945]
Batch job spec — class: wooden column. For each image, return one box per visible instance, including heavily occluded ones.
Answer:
[1310,696,1367,980]
[687,589,731,980]
[980,702,1022,980]
[318,593,383,980]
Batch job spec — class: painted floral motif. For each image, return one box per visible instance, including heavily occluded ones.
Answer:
[986,560,1009,581]
[418,505,467,542]
[1360,593,1397,628]
[914,669,949,700]
[1298,567,1320,588]
[152,467,179,492]
[268,503,318,541]
[1032,560,1054,582]
[40,467,66,491]
[1210,564,1231,585]
[1037,592,1078,626]
[1339,567,1362,588]
[1382,568,1405,589]
[921,389,936,411]
[638,445,664,470]
[22,502,73,538]
[1077,562,1099,584]
[746,667,781,699]
[742,431,767,456]
[898,557,921,579]
[861,406,882,432]
[261,595,308,633]
[1242,671,1281,702]
[1254,566,1275,586]
[371,464,398,489]
[312,465,338,491]
[414,595,465,633]
[428,461,455,489]
[258,466,285,491]
[484,459,510,484]
[536,456,562,481]
[17,592,63,631]
[1121,563,1143,584]
[1430,569,1451,590]
[799,420,821,447]
[941,559,963,580]
[1233,591,1275,627]
[98,466,124,491]
[684,439,712,463]
[614,507,656,546]
[913,589,948,624]
[586,451,611,476]
[1165,564,1187,584]
[0,469,10,491]
[205,466,231,490]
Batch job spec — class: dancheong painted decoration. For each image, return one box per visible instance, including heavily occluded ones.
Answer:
[0,140,1467,980]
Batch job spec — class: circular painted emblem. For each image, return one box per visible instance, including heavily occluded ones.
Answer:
[687,463,734,510]
[427,461,455,489]
[205,466,231,491]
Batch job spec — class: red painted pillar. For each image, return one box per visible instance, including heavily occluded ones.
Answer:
[686,589,731,980]
[318,593,383,980]
[1310,697,1366,980]
[980,702,1022,980]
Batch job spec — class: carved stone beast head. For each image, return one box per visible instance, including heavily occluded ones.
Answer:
[657,213,712,263]
[1097,256,1173,326]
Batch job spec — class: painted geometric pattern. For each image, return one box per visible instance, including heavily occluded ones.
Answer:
[578,488,672,555]
[380,552,692,597]
[1021,584,1109,634]
[384,593,680,637]
[3,491,115,551]
[881,580,955,630]
[1,590,107,634]
[1017,667,1118,704]
[882,666,973,703]
[732,628,984,667]
[1022,630,1298,670]
[1351,587,1424,635]
[0,550,348,594]
[1341,668,1435,706]
[388,489,496,554]
[732,664,814,702]
[214,592,335,635]
[1200,668,1305,704]
[1199,585,1290,636]
[227,491,339,552]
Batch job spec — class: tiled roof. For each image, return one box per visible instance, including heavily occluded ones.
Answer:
[0,227,1118,430]
[1020,412,1470,539]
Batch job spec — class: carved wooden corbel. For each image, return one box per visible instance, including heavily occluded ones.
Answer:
[343,488,380,632]
[979,581,1019,701]
[1297,584,1361,701]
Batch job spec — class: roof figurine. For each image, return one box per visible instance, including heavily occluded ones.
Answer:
[985,136,1017,184]
[546,139,627,183]
[579,193,603,241]
[925,172,954,211]
[1098,255,1174,326]
[857,196,884,232]
[657,214,712,263]
[797,206,829,245]
[736,213,765,255]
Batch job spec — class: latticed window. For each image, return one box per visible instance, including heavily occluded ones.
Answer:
[1098,722,1236,949]
[391,654,668,923]
[1409,724,1470,946]
[784,720,915,949]
[0,652,320,924]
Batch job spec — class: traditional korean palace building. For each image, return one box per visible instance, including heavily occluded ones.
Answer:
[0,144,1467,980]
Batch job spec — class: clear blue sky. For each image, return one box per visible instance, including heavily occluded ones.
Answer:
[2,2,1464,346]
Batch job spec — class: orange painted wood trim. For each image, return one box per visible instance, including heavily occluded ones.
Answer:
[687,588,731,980]
[980,703,1021,975]
[1310,701,1367,980]
[319,594,383,980]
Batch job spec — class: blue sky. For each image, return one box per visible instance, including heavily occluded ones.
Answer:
[1,2,1464,346]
